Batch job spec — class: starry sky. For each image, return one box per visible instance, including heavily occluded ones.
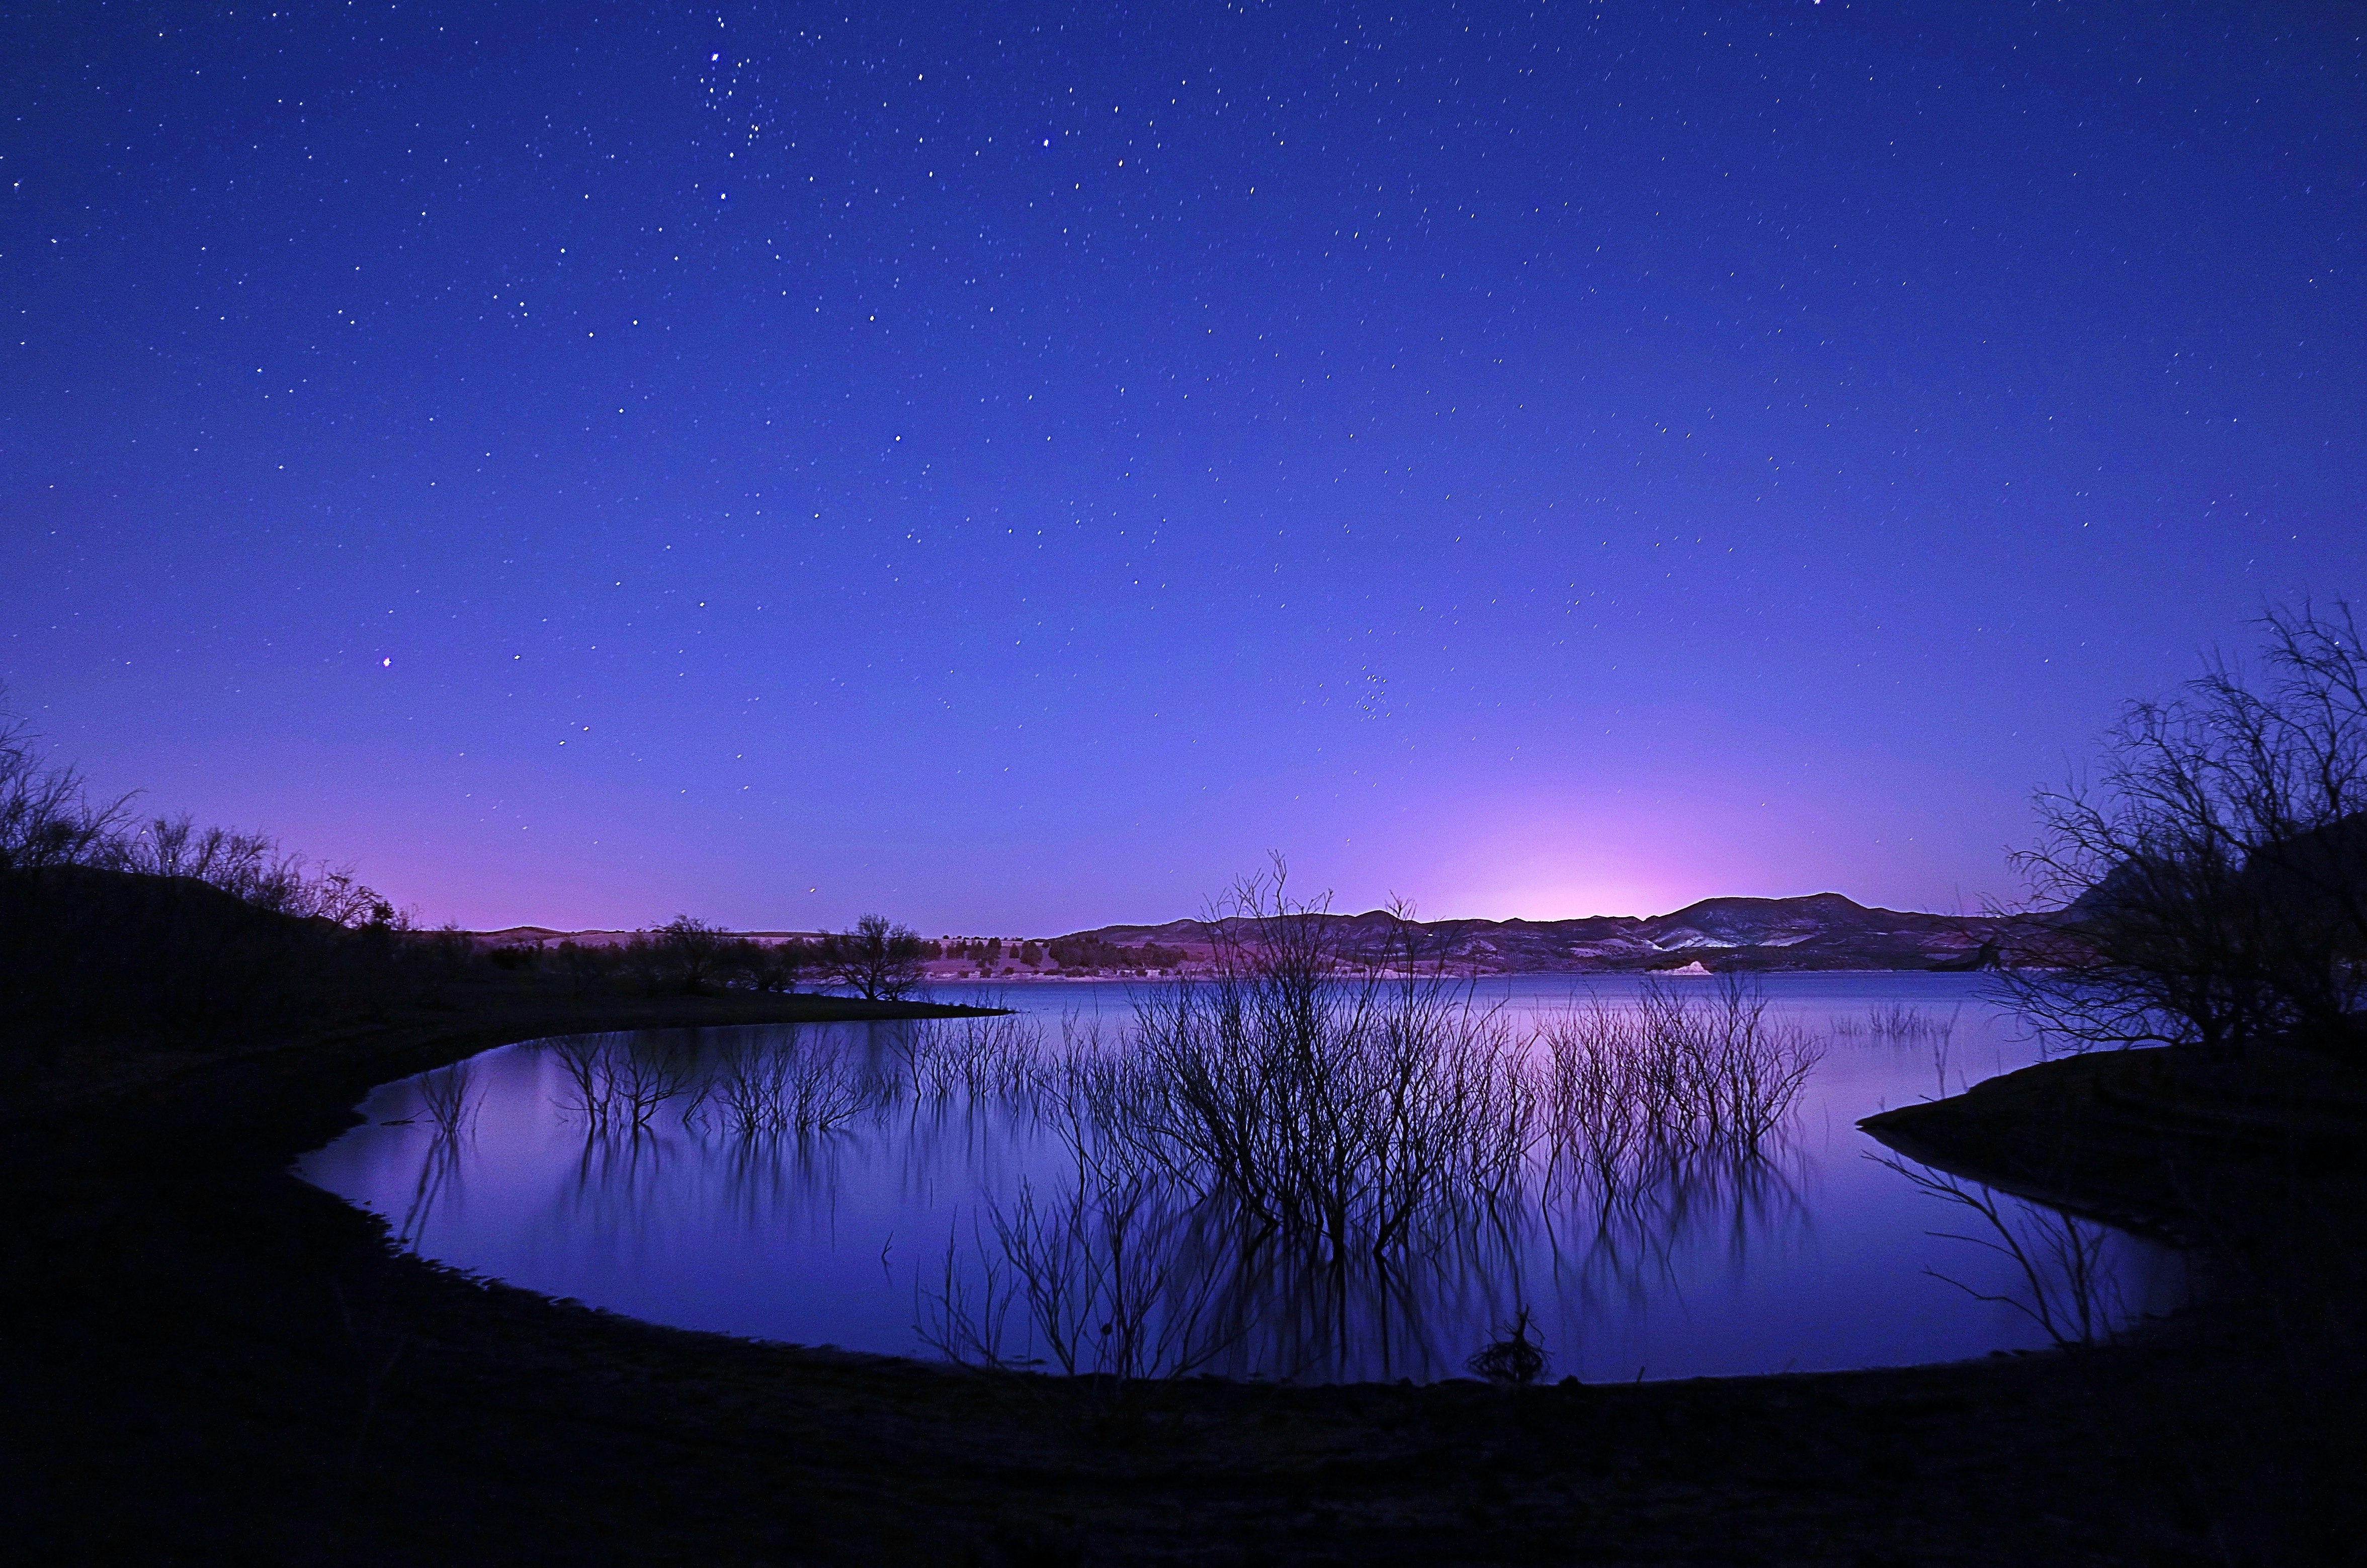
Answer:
[4,2,2361,933]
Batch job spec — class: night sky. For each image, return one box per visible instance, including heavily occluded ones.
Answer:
[5,3,2361,932]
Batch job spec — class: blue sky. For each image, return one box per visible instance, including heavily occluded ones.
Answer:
[4,1,2360,930]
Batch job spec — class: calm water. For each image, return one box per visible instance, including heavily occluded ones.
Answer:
[298,974,2185,1383]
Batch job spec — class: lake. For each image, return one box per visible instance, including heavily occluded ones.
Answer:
[297,972,2186,1384]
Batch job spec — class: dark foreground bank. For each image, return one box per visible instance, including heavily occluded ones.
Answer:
[4,988,2360,1565]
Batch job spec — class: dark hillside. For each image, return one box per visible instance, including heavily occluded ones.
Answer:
[0,864,464,1065]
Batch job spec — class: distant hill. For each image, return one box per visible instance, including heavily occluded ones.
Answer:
[478,927,826,950]
[1062,893,2007,974]
[483,894,2009,977]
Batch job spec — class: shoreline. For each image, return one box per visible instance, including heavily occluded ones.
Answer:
[6,982,2355,1562]
[919,966,2002,985]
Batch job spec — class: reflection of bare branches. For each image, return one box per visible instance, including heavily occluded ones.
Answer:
[714,1128,852,1232]
[547,1033,697,1131]
[417,1061,479,1138]
[392,1063,483,1246]
[1545,1137,1812,1316]
[914,1221,1018,1368]
[1828,1002,1970,1100]
[470,986,2089,1386]
[1875,1154,2133,1347]
[986,1173,1247,1379]
[911,970,1834,1382]
[936,1099,1808,1384]
[1832,1001,1960,1046]
[396,1123,466,1246]
[927,1175,1562,1383]
[562,1126,679,1236]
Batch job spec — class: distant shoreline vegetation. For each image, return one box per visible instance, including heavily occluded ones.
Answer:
[12,599,2359,1061]
[475,892,2009,983]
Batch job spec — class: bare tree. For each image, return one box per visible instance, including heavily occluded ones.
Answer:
[772,937,815,993]
[0,703,131,874]
[2002,601,2367,1057]
[823,913,925,1001]
[555,939,615,998]
[116,812,396,926]
[657,914,729,994]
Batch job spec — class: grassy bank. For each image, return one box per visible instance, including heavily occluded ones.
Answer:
[2,991,2352,1563]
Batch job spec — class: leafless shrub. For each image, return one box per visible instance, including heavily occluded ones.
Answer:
[705,1038,797,1134]
[1834,1001,1957,1044]
[780,1043,875,1132]
[1830,1001,1962,1096]
[1116,864,1541,1263]
[1466,1305,1551,1385]
[917,871,1837,1381]
[0,710,132,875]
[902,1013,1044,1100]
[1539,978,1820,1201]
[677,1028,889,1137]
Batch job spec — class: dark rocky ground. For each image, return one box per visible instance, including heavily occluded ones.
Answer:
[4,982,2358,1564]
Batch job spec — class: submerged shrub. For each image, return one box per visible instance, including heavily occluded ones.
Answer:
[1537,976,1821,1201]
[1466,1306,1552,1386]
[1113,868,1536,1260]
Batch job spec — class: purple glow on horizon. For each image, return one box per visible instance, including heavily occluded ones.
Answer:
[5,5,2360,931]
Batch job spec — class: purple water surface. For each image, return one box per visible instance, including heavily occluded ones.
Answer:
[296,974,2186,1383]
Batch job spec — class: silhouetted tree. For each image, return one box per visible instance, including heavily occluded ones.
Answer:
[555,939,615,998]
[0,704,129,874]
[657,914,729,994]
[774,937,818,992]
[823,913,926,1001]
[2003,602,2367,1057]
[0,689,455,1058]
[620,931,669,997]
[718,934,808,993]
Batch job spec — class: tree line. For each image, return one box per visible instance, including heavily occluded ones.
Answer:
[938,934,1186,973]
[0,692,946,1060]
[505,912,933,1003]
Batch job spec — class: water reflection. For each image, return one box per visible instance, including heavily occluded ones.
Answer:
[1874,1153,2172,1347]
[562,1126,685,1239]
[913,981,1829,1381]
[304,977,2189,1382]
[918,1131,1823,1382]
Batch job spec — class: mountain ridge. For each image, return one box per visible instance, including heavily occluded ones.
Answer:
[478,893,2010,974]
[1059,891,2004,974]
